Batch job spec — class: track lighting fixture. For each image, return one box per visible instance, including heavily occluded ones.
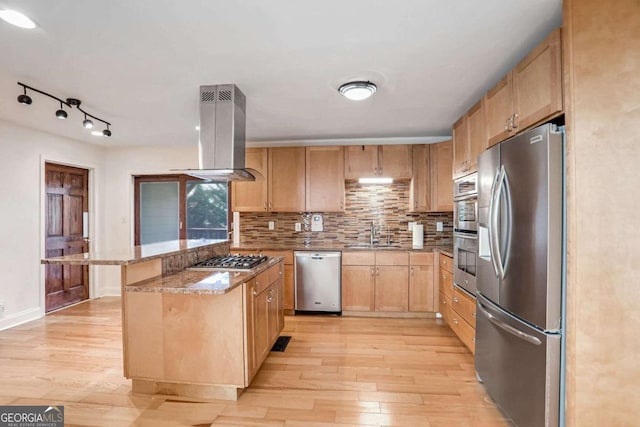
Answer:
[16,82,112,137]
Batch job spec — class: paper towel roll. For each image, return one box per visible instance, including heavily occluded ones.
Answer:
[232,212,240,247]
[412,224,424,249]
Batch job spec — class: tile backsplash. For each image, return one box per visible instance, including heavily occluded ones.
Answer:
[237,181,453,247]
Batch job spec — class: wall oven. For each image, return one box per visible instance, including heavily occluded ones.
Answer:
[453,172,478,294]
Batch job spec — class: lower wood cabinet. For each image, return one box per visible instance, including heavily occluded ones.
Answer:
[342,250,435,316]
[436,252,476,354]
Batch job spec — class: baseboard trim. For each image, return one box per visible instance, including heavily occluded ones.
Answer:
[0,307,42,331]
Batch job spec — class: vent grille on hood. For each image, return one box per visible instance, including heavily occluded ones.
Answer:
[175,84,258,182]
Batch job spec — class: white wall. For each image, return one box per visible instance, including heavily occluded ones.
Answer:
[0,119,106,330]
[99,145,198,295]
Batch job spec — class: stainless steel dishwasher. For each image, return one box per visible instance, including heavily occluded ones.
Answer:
[294,251,341,313]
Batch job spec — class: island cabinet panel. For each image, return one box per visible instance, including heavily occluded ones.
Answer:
[260,250,294,312]
[125,292,164,380]
[232,148,268,212]
[305,146,345,212]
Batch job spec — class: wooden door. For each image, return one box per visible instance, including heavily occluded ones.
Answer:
[409,265,435,312]
[374,265,409,312]
[44,163,89,312]
[232,148,268,212]
[305,146,345,212]
[268,147,305,212]
[513,29,563,131]
[467,99,487,173]
[485,73,514,147]
[409,145,430,212]
[452,116,469,179]
[341,265,375,311]
[429,141,453,211]
[344,145,378,179]
[379,145,412,179]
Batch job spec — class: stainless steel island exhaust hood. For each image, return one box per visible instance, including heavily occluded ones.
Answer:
[177,84,259,181]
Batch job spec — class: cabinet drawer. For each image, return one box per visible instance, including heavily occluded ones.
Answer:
[261,250,293,265]
[439,290,451,323]
[450,315,475,354]
[255,264,280,294]
[452,286,476,328]
[376,251,409,266]
[342,251,375,265]
[439,254,453,273]
[440,268,454,298]
[409,252,434,266]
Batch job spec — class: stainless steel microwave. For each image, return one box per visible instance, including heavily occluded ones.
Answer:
[453,172,478,233]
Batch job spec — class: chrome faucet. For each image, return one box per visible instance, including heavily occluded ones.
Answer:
[370,221,376,246]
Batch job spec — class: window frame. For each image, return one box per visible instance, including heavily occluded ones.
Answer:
[133,174,231,245]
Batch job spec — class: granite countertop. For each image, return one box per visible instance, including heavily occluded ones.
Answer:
[231,242,453,255]
[41,239,228,266]
[124,256,283,295]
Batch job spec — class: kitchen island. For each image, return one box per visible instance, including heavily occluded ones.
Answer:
[42,239,285,401]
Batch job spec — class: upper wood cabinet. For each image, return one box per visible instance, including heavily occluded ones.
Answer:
[453,100,486,179]
[345,145,412,180]
[305,146,345,212]
[486,29,562,147]
[233,147,305,212]
[268,147,306,212]
[430,140,453,211]
[232,148,268,212]
[410,141,453,212]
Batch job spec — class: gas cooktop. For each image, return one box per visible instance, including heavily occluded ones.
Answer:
[189,254,269,271]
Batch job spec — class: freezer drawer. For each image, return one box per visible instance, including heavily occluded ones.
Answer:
[475,293,560,427]
[294,251,341,312]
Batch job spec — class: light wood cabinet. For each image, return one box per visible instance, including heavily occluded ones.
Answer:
[232,147,305,212]
[409,252,434,312]
[453,100,487,179]
[374,252,409,312]
[345,145,412,180]
[268,147,305,212]
[306,146,345,212]
[232,148,268,212]
[342,264,376,311]
[486,29,562,147]
[410,141,453,212]
[429,141,453,211]
[237,249,294,313]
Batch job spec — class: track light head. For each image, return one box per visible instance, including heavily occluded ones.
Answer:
[103,126,112,137]
[17,93,32,104]
[82,115,93,129]
[55,102,67,119]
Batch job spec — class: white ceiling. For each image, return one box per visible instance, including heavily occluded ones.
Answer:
[0,0,562,147]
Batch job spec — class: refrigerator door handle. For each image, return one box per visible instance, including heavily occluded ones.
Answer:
[490,167,506,278]
[499,168,513,278]
[477,299,542,346]
[487,167,501,277]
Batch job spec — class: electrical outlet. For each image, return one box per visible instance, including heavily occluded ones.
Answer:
[408,222,416,231]
[295,222,301,232]
[436,222,444,232]
[268,221,275,230]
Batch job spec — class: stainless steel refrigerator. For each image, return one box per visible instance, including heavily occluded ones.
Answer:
[475,123,564,427]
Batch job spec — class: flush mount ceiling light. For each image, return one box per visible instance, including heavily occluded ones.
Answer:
[0,9,36,29]
[16,82,112,137]
[338,81,377,101]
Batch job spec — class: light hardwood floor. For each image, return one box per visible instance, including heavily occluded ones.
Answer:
[0,297,512,426]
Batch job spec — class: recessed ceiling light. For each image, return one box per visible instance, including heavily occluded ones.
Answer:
[0,9,36,29]
[195,125,200,131]
[339,81,377,101]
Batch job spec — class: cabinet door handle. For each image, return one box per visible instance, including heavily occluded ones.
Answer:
[253,290,258,296]
[410,267,414,276]
[268,201,272,210]
[370,267,375,276]
[376,267,379,276]
[264,202,267,211]
[452,297,459,303]
[504,118,510,131]
[511,113,518,129]
[453,318,459,325]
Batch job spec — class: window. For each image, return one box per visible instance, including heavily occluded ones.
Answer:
[134,175,229,245]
